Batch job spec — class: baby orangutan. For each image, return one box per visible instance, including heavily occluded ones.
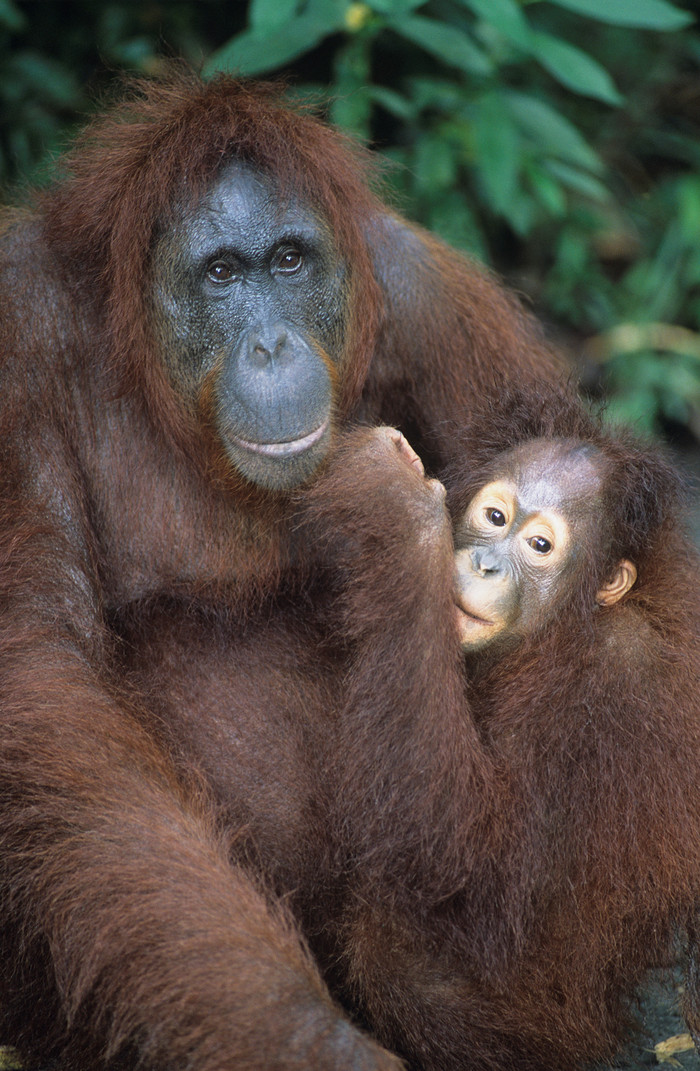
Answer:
[315,419,700,1071]
[118,417,700,1071]
[452,437,637,653]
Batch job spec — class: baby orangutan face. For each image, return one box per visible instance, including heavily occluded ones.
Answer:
[453,440,637,652]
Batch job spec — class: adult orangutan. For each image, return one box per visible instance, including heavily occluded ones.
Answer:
[0,70,574,1070]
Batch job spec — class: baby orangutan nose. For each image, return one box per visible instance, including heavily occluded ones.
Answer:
[470,546,502,576]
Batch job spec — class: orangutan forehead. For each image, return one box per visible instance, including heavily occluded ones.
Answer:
[178,160,327,234]
[210,160,317,213]
[489,439,604,514]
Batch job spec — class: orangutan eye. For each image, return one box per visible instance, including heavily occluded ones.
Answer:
[207,260,238,283]
[485,508,506,527]
[276,248,303,274]
[528,536,552,554]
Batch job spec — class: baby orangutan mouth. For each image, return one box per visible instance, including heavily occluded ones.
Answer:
[454,601,495,648]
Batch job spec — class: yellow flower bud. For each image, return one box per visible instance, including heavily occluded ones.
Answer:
[345,3,372,32]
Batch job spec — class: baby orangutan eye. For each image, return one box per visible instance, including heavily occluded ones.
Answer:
[485,508,506,527]
[527,535,552,554]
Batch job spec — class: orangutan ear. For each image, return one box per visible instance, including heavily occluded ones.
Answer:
[596,559,637,607]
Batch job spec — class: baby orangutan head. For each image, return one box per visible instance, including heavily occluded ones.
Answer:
[453,440,637,652]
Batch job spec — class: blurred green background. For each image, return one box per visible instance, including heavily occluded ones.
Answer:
[1,0,699,446]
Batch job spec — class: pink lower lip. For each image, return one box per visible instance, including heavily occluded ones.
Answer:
[232,419,329,458]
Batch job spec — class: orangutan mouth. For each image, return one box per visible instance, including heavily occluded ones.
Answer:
[454,602,492,627]
[233,419,329,458]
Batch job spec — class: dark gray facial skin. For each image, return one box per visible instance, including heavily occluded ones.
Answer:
[452,441,604,653]
[150,161,348,491]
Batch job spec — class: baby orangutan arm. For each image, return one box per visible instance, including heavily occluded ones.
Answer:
[299,426,487,893]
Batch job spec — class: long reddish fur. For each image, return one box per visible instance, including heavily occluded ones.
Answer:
[124,408,700,1070]
[305,403,700,1070]
[0,68,680,1071]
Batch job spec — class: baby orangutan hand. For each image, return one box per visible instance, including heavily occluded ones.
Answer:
[383,427,426,476]
[370,426,448,541]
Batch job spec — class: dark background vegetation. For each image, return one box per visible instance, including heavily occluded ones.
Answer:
[0,2,699,1066]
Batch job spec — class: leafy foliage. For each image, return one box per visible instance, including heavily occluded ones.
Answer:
[1,0,699,438]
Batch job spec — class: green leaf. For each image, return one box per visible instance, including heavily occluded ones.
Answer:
[367,0,426,12]
[505,91,603,172]
[307,0,348,14]
[427,188,488,259]
[503,191,538,236]
[331,87,372,134]
[460,0,532,50]
[0,0,25,31]
[604,385,659,433]
[204,13,341,77]
[531,32,622,104]
[407,76,465,112]
[109,37,157,70]
[675,176,700,235]
[525,159,567,216]
[471,92,520,215]
[545,160,610,201]
[331,33,373,135]
[388,15,493,76]
[414,135,458,192]
[546,0,693,31]
[369,86,417,121]
[249,0,299,34]
[8,53,82,108]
